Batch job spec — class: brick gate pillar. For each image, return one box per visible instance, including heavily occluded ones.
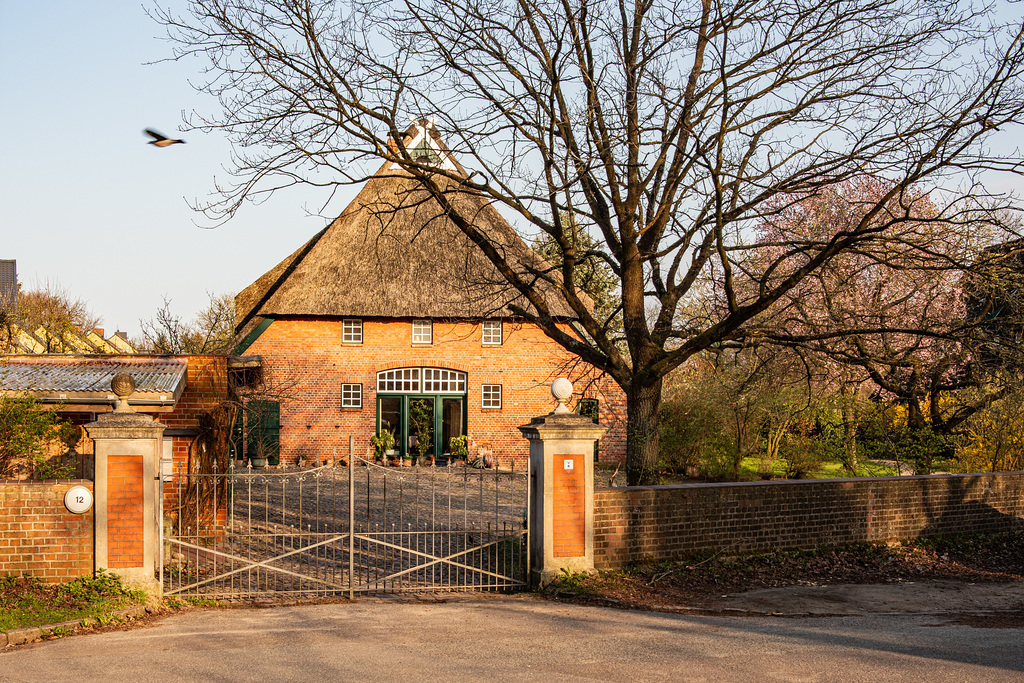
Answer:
[84,373,165,598]
[519,379,607,587]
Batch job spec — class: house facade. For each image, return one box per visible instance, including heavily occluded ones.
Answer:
[234,121,626,468]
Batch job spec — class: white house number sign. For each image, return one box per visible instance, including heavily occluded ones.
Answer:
[64,486,93,514]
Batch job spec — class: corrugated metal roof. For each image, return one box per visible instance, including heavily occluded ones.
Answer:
[0,357,187,394]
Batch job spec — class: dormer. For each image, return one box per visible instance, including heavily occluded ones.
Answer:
[389,117,459,173]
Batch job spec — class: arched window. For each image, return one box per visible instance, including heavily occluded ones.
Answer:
[376,367,466,394]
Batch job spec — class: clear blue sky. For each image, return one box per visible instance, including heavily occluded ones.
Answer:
[0,1,352,340]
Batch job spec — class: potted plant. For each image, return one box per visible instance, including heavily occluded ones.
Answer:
[409,399,435,464]
[449,435,468,467]
[370,430,395,463]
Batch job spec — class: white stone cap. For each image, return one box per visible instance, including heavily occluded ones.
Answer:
[551,378,573,413]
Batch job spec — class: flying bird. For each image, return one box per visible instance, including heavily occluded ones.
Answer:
[144,129,185,147]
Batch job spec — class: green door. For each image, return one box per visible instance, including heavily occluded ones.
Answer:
[408,397,436,458]
[246,400,281,466]
[230,406,245,461]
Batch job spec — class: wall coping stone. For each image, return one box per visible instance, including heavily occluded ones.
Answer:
[595,471,1024,494]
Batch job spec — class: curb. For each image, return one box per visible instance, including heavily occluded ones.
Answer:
[1,604,150,648]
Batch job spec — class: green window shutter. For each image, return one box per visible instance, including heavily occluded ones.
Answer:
[246,400,281,466]
[577,398,600,462]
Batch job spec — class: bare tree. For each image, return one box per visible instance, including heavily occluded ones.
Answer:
[138,292,236,354]
[156,0,1024,483]
[16,281,101,353]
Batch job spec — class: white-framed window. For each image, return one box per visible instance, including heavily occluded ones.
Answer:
[423,368,467,393]
[342,319,363,344]
[412,319,432,344]
[482,320,502,346]
[376,367,466,394]
[482,384,502,409]
[377,368,421,392]
[341,383,362,408]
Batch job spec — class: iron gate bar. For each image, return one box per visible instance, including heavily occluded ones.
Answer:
[348,530,526,591]
[164,535,352,594]
[167,523,525,595]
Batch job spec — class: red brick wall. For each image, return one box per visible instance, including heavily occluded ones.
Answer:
[0,481,93,582]
[594,473,1024,568]
[106,456,144,568]
[162,355,230,476]
[244,318,626,468]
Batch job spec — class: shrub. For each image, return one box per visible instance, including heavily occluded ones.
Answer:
[0,395,77,479]
[779,432,825,479]
[958,389,1024,473]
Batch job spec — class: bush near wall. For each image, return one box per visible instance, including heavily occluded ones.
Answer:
[594,472,1024,569]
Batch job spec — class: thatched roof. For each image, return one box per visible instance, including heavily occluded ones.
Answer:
[235,122,578,333]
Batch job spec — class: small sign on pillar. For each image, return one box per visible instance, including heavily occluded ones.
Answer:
[519,380,606,587]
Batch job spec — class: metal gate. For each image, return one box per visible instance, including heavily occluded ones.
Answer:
[161,456,529,599]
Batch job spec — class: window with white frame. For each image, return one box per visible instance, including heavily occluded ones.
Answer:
[377,368,421,392]
[341,383,362,408]
[482,320,502,346]
[412,319,432,344]
[342,319,363,344]
[423,368,467,393]
[481,384,502,409]
[376,367,466,394]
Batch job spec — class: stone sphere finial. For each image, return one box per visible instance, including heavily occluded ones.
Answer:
[111,372,136,412]
[551,378,573,413]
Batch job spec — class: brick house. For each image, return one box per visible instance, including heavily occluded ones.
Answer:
[234,121,625,468]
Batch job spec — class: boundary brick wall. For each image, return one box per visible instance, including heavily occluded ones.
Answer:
[0,481,94,582]
[595,472,1024,569]
[245,318,626,468]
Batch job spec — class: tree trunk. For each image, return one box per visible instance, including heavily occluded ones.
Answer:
[840,385,858,474]
[906,398,926,431]
[625,377,664,486]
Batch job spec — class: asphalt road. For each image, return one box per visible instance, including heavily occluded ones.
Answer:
[2,595,1022,682]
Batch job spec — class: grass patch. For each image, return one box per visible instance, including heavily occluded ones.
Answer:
[0,570,146,633]
[732,457,901,481]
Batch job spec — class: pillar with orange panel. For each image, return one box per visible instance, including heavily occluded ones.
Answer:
[519,379,607,587]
